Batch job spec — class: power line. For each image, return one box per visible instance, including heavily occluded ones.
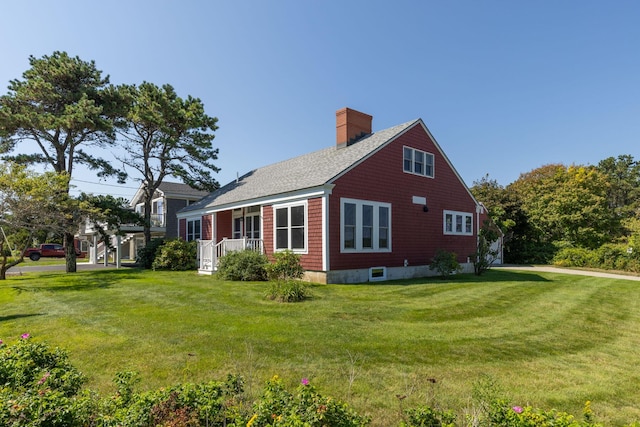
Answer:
[69,189,135,198]
[70,178,140,190]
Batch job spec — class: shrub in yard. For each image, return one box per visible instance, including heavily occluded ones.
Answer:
[217,250,268,281]
[488,400,602,427]
[247,375,369,426]
[266,249,304,281]
[552,246,592,267]
[103,374,245,427]
[429,249,461,279]
[152,239,197,271]
[136,238,165,269]
[399,405,456,427]
[266,280,310,303]
[0,334,88,426]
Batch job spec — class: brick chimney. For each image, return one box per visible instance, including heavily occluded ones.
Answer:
[336,107,372,148]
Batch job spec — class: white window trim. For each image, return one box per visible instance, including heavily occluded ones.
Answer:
[244,209,261,239]
[340,198,392,253]
[273,200,308,254]
[403,146,434,178]
[443,210,473,236]
[186,218,202,241]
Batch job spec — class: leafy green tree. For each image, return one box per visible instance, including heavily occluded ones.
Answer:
[0,51,126,272]
[597,154,640,220]
[0,163,72,279]
[116,82,219,243]
[472,220,502,275]
[509,164,617,257]
[471,175,530,263]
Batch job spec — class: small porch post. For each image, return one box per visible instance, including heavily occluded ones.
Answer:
[90,234,98,264]
[116,235,122,269]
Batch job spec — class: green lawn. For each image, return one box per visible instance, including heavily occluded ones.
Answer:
[1,269,639,426]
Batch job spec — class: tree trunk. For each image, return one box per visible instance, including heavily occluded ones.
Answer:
[64,231,77,273]
[144,199,152,245]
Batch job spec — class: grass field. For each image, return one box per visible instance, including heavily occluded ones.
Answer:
[1,268,639,426]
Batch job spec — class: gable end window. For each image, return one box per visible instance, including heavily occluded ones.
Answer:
[341,198,391,252]
[274,201,307,253]
[443,210,473,236]
[403,146,434,178]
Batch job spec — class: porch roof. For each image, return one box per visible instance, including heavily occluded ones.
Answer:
[180,119,420,213]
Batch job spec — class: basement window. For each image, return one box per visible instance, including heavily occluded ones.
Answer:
[369,266,387,282]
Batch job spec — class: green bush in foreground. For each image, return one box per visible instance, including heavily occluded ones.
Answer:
[3,335,640,426]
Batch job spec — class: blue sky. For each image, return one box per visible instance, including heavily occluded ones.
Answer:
[2,1,639,200]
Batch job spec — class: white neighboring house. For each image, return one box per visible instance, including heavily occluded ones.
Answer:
[79,181,208,265]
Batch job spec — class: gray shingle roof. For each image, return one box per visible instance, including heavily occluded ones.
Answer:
[157,181,209,198]
[180,119,419,213]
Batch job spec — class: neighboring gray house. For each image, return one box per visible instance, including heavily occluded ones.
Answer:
[80,181,209,264]
[130,182,209,238]
[122,182,209,257]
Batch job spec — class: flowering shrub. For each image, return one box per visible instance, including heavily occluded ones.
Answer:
[0,334,88,426]
[488,400,602,427]
[4,336,640,426]
[247,375,369,426]
[101,374,244,426]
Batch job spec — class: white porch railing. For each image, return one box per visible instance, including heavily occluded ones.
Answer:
[197,238,264,274]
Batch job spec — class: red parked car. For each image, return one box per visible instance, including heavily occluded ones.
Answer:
[24,243,82,261]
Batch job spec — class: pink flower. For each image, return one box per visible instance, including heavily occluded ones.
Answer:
[512,406,523,414]
[21,333,30,340]
[0,339,3,345]
[38,372,50,385]
[301,378,310,386]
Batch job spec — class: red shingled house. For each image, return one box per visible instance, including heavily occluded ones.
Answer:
[177,108,490,283]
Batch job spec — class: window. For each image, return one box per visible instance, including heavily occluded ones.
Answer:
[369,266,387,281]
[341,198,391,252]
[403,146,434,178]
[443,210,473,236]
[187,219,201,241]
[245,206,261,239]
[274,202,307,252]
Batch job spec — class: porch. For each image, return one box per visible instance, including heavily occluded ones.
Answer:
[197,238,263,274]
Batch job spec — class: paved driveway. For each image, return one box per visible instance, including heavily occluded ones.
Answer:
[495,265,640,281]
[5,262,132,276]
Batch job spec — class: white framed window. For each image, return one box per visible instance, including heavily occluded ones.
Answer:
[403,146,434,178]
[187,218,201,241]
[341,198,391,252]
[245,206,261,239]
[273,201,307,252]
[443,210,473,236]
